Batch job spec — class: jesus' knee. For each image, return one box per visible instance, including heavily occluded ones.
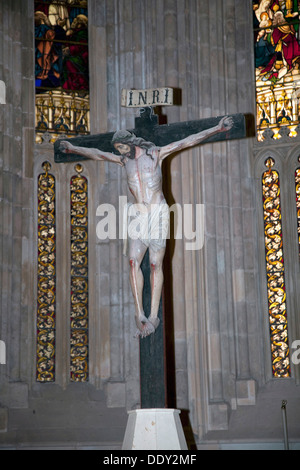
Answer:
[129,257,140,273]
[150,260,163,273]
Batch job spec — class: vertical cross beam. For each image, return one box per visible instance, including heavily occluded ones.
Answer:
[134,109,167,409]
[133,108,171,408]
[140,250,166,408]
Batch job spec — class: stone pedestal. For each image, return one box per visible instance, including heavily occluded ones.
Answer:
[122,409,188,450]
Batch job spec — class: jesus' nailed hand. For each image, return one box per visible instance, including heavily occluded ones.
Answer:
[60,116,233,338]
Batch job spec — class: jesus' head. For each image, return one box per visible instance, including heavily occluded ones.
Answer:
[112,130,155,161]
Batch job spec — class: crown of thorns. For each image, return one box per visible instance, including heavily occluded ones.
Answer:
[112,130,135,144]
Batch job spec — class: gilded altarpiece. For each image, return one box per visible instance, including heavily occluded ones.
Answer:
[70,165,89,382]
[262,158,290,377]
[37,162,56,382]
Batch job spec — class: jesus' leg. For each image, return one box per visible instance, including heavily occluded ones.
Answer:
[148,246,166,332]
[128,239,155,338]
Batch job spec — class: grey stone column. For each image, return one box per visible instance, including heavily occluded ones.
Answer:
[0,0,34,418]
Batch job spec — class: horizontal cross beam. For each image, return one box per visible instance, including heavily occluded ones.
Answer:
[54,112,247,163]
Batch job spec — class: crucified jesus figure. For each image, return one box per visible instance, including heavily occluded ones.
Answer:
[60,115,233,338]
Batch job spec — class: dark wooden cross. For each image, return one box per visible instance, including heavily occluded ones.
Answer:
[54,107,247,409]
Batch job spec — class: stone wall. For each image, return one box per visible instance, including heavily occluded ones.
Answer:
[0,0,33,432]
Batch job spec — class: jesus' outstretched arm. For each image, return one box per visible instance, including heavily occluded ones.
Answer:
[59,140,124,167]
[158,115,234,162]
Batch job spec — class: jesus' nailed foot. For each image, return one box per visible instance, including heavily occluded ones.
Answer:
[134,314,160,339]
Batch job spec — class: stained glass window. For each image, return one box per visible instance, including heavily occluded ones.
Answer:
[70,165,89,382]
[254,1,300,140]
[34,0,90,143]
[295,163,300,257]
[262,158,290,378]
[37,162,56,382]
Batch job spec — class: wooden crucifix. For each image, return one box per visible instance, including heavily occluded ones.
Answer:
[54,96,246,409]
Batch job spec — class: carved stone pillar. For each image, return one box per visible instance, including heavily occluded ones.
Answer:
[0,0,34,418]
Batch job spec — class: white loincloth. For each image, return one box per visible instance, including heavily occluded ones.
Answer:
[123,200,170,256]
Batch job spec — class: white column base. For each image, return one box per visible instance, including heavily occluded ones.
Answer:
[122,409,188,450]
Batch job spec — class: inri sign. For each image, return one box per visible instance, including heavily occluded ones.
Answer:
[121,87,173,108]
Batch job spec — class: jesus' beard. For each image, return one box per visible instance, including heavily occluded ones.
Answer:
[121,144,154,162]
[122,145,136,161]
